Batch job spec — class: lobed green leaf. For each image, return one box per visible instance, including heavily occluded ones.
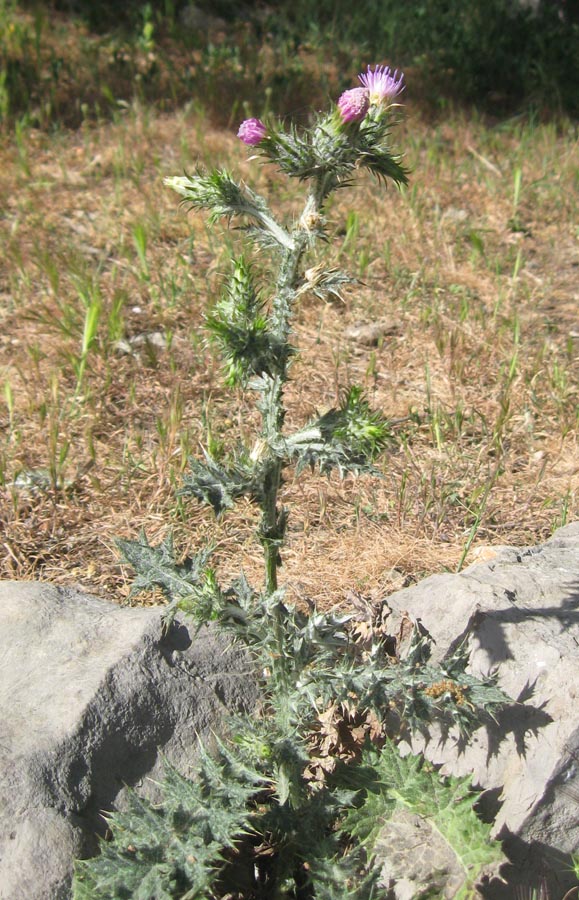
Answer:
[343,743,504,898]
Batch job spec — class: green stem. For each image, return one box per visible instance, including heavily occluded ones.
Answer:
[254,210,295,251]
[262,454,283,596]
[259,188,322,597]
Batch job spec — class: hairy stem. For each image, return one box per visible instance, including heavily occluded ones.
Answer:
[259,189,321,596]
[261,454,283,595]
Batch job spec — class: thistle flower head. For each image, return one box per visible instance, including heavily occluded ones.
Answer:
[358,64,405,105]
[337,87,370,124]
[237,118,267,146]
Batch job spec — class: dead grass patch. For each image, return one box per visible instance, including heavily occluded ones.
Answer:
[1,103,578,609]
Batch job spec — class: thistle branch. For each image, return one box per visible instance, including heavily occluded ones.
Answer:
[164,172,295,250]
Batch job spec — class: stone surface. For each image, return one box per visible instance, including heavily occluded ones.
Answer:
[344,318,400,346]
[384,523,579,898]
[0,581,257,900]
[377,807,470,900]
[3,524,579,899]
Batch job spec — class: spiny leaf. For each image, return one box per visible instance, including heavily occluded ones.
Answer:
[116,530,213,604]
[257,121,322,179]
[299,265,354,301]
[73,752,264,900]
[283,386,393,476]
[307,850,380,899]
[179,453,263,515]
[206,256,290,386]
[359,145,409,185]
[116,530,227,628]
[343,743,504,898]
[164,171,294,249]
[358,114,409,187]
[253,112,408,199]
[164,169,265,223]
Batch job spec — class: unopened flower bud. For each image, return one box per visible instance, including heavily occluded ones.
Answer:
[337,87,370,124]
[237,118,267,146]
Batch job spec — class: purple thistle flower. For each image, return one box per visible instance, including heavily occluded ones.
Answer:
[237,118,267,146]
[358,65,405,105]
[337,87,370,124]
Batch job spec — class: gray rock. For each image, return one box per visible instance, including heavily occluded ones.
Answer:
[114,330,168,358]
[385,523,579,898]
[344,318,400,346]
[0,581,257,900]
[4,524,579,899]
[442,206,469,224]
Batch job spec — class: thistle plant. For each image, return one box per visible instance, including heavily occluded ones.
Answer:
[74,67,510,899]
[163,65,408,599]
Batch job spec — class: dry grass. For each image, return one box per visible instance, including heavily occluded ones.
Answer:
[1,96,579,610]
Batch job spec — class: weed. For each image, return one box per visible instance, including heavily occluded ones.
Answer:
[73,288,102,399]
[73,73,511,899]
